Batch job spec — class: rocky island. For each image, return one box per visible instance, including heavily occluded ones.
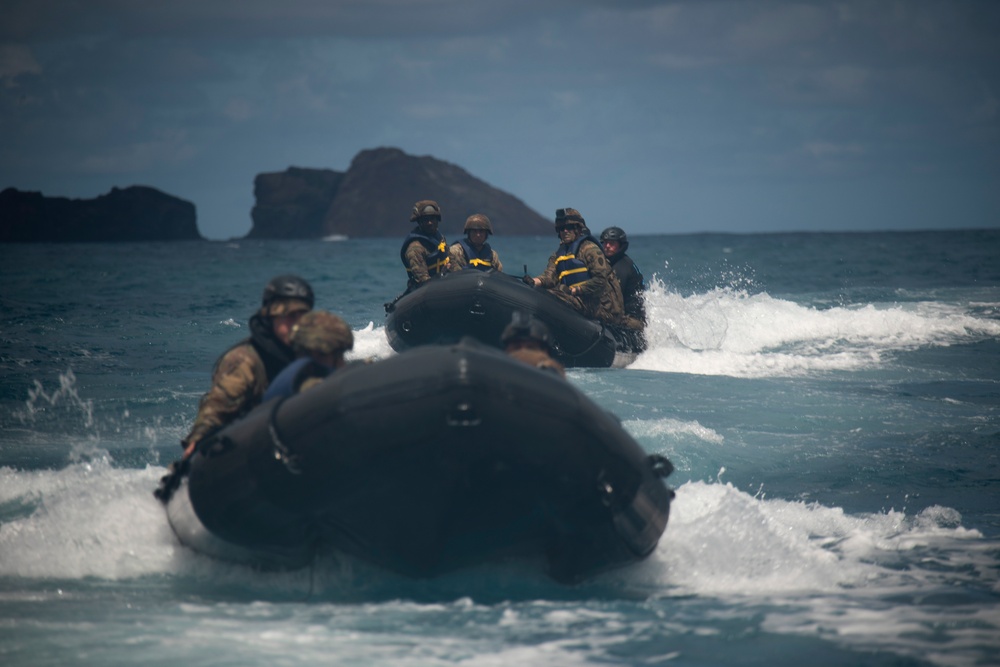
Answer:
[248,147,551,239]
[1,147,550,242]
[0,186,201,243]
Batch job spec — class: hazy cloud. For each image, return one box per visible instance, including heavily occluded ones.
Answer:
[0,44,41,84]
[1,0,998,237]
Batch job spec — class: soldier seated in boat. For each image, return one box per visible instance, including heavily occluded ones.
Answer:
[599,226,646,331]
[181,274,313,458]
[502,311,565,377]
[401,199,450,292]
[526,208,625,326]
[449,214,503,272]
[263,310,354,400]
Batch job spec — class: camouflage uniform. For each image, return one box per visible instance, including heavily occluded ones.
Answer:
[181,296,308,449]
[537,239,625,325]
[401,200,449,289]
[507,347,566,377]
[448,214,502,272]
[182,342,269,447]
[404,238,450,285]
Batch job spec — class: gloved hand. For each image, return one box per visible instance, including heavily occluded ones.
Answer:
[522,275,535,286]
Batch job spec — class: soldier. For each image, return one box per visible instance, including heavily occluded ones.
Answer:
[180,274,313,457]
[599,226,646,331]
[501,312,565,378]
[262,310,354,400]
[449,214,503,272]
[526,208,625,325]
[401,199,449,292]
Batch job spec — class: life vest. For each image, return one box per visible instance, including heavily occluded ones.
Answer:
[400,228,449,280]
[262,358,333,401]
[554,235,599,287]
[458,239,495,270]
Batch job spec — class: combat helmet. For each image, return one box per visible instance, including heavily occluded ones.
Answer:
[554,207,585,235]
[261,274,314,316]
[501,311,554,351]
[290,310,354,357]
[555,207,585,225]
[599,226,629,253]
[464,214,493,235]
[410,200,442,222]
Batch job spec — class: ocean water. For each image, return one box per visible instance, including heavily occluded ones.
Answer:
[1,230,999,666]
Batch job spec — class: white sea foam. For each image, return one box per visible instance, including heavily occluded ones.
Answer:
[603,480,997,666]
[1,464,987,591]
[631,277,1000,377]
[347,321,396,361]
[622,480,981,596]
[623,417,724,444]
[0,461,177,579]
[1,463,995,665]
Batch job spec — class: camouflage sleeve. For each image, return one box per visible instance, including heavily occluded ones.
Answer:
[404,241,431,283]
[492,250,503,273]
[182,344,265,447]
[448,243,467,271]
[575,242,611,299]
[537,253,559,288]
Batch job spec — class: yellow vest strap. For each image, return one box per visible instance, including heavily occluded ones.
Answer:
[556,267,588,283]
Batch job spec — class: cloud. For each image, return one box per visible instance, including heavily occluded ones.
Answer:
[727,3,832,55]
[648,52,720,71]
[802,141,866,158]
[222,98,256,122]
[1,0,998,238]
[79,130,197,174]
[1,0,581,40]
[0,44,41,84]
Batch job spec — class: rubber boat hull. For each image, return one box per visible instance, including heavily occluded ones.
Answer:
[384,270,645,368]
[161,338,674,583]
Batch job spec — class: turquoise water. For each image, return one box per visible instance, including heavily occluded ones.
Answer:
[2,231,999,666]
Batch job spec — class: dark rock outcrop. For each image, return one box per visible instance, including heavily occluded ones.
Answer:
[0,186,201,243]
[247,167,344,239]
[248,147,551,239]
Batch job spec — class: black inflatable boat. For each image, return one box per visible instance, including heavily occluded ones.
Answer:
[384,270,645,368]
[157,338,674,583]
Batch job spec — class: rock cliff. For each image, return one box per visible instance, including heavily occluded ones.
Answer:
[0,186,201,243]
[248,147,551,239]
[247,167,344,239]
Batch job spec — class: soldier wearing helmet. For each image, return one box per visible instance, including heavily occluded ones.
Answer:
[448,214,504,272]
[501,311,565,377]
[525,208,625,326]
[599,226,646,331]
[181,274,314,457]
[263,310,355,399]
[400,199,450,292]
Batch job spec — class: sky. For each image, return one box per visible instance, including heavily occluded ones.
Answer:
[1,1,998,240]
